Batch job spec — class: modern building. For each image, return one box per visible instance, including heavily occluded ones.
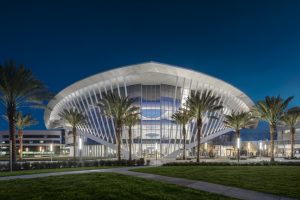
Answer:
[277,126,300,157]
[0,130,65,157]
[44,62,256,158]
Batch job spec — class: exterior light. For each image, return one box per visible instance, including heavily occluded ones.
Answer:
[155,142,158,161]
[248,142,250,149]
[50,144,53,152]
[237,138,240,149]
[204,142,208,150]
[259,141,263,150]
[79,137,82,150]
[40,146,43,152]
[264,144,267,150]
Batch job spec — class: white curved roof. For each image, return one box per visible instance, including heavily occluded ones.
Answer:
[44,61,254,128]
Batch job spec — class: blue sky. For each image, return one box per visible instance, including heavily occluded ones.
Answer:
[0,0,300,136]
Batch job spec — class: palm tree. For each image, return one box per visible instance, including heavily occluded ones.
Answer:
[171,107,192,160]
[255,96,293,162]
[125,111,140,161]
[15,112,38,160]
[58,108,86,160]
[97,92,138,161]
[0,60,52,165]
[223,111,255,162]
[186,90,223,162]
[281,107,300,158]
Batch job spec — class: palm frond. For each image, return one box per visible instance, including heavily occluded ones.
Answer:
[186,89,223,121]
[58,108,87,128]
[223,111,255,130]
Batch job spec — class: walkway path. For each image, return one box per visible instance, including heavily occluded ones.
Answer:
[0,167,296,200]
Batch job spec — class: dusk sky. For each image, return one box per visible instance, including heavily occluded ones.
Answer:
[0,0,300,134]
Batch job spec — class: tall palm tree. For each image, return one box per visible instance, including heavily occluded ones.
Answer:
[255,96,293,162]
[125,111,140,161]
[97,92,138,161]
[58,108,86,160]
[171,107,192,160]
[281,107,300,158]
[0,60,52,165]
[15,112,38,160]
[186,90,223,162]
[223,111,255,162]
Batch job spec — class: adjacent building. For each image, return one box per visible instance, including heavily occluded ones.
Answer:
[0,130,66,157]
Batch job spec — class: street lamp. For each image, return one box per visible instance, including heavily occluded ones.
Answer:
[259,141,263,159]
[155,142,158,160]
[264,143,267,157]
[247,142,250,157]
[79,137,82,161]
[237,138,240,162]
[204,142,208,156]
[50,144,53,162]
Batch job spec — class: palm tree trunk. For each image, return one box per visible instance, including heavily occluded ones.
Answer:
[128,126,132,161]
[196,119,202,163]
[18,130,23,160]
[236,129,240,163]
[291,127,295,158]
[183,125,186,160]
[116,122,122,161]
[73,127,76,160]
[7,105,17,165]
[270,124,276,162]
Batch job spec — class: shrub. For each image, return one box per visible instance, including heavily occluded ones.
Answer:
[0,159,145,172]
[162,161,300,166]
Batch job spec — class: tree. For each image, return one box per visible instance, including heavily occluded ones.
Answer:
[281,107,300,158]
[171,107,192,160]
[58,108,86,160]
[255,96,293,162]
[15,112,38,160]
[97,92,138,161]
[125,111,140,161]
[186,90,223,162]
[0,60,52,165]
[223,111,255,162]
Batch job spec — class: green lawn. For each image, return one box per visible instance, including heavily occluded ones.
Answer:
[0,173,234,200]
[133,166,300,199]
[0,166,114,177]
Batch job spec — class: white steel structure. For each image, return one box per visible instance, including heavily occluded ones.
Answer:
[44,62,255,158]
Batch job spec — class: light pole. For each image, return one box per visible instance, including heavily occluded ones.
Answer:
[259,141,262,160]
[264,143,267,157]
[79,136,82,162]
[247,142,250,157]
[155,142,158,161]
[237,138,240,162]
[204,142,208,158]
[50,144,53,163]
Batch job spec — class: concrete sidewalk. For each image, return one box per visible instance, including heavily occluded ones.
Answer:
[0,166,296,200]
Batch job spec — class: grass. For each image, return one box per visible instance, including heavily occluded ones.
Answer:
[0,166,115,177]
[0,173,234,200]
[133,165,300,199]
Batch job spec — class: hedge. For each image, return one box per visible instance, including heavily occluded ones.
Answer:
[163,161,300,166]
[0,158,145,172]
